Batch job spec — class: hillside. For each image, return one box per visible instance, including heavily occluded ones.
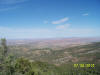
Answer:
[8,41,100,65]
[1,38,100,75]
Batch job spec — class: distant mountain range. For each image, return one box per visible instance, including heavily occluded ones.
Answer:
[7,37,100,50]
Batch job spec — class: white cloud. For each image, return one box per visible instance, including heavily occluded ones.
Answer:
[0,0,29,12]
[0,26,50,33]
[0,6,19,12]
[0,0,29,4]
[82,13,89,16]
[56,23,70,30]
[0,26,99,39]
[68,28,93,34]
[44,21,48,24]
[0,26,53,39]
[52,17,69,24]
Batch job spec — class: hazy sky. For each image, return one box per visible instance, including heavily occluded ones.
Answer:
[0,0,100,39]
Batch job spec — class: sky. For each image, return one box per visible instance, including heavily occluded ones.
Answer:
[0,0,100,39]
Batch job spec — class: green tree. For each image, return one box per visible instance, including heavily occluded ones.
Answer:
[1,38,8,57]
[0,38,15,75]
[15,57,31,74]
